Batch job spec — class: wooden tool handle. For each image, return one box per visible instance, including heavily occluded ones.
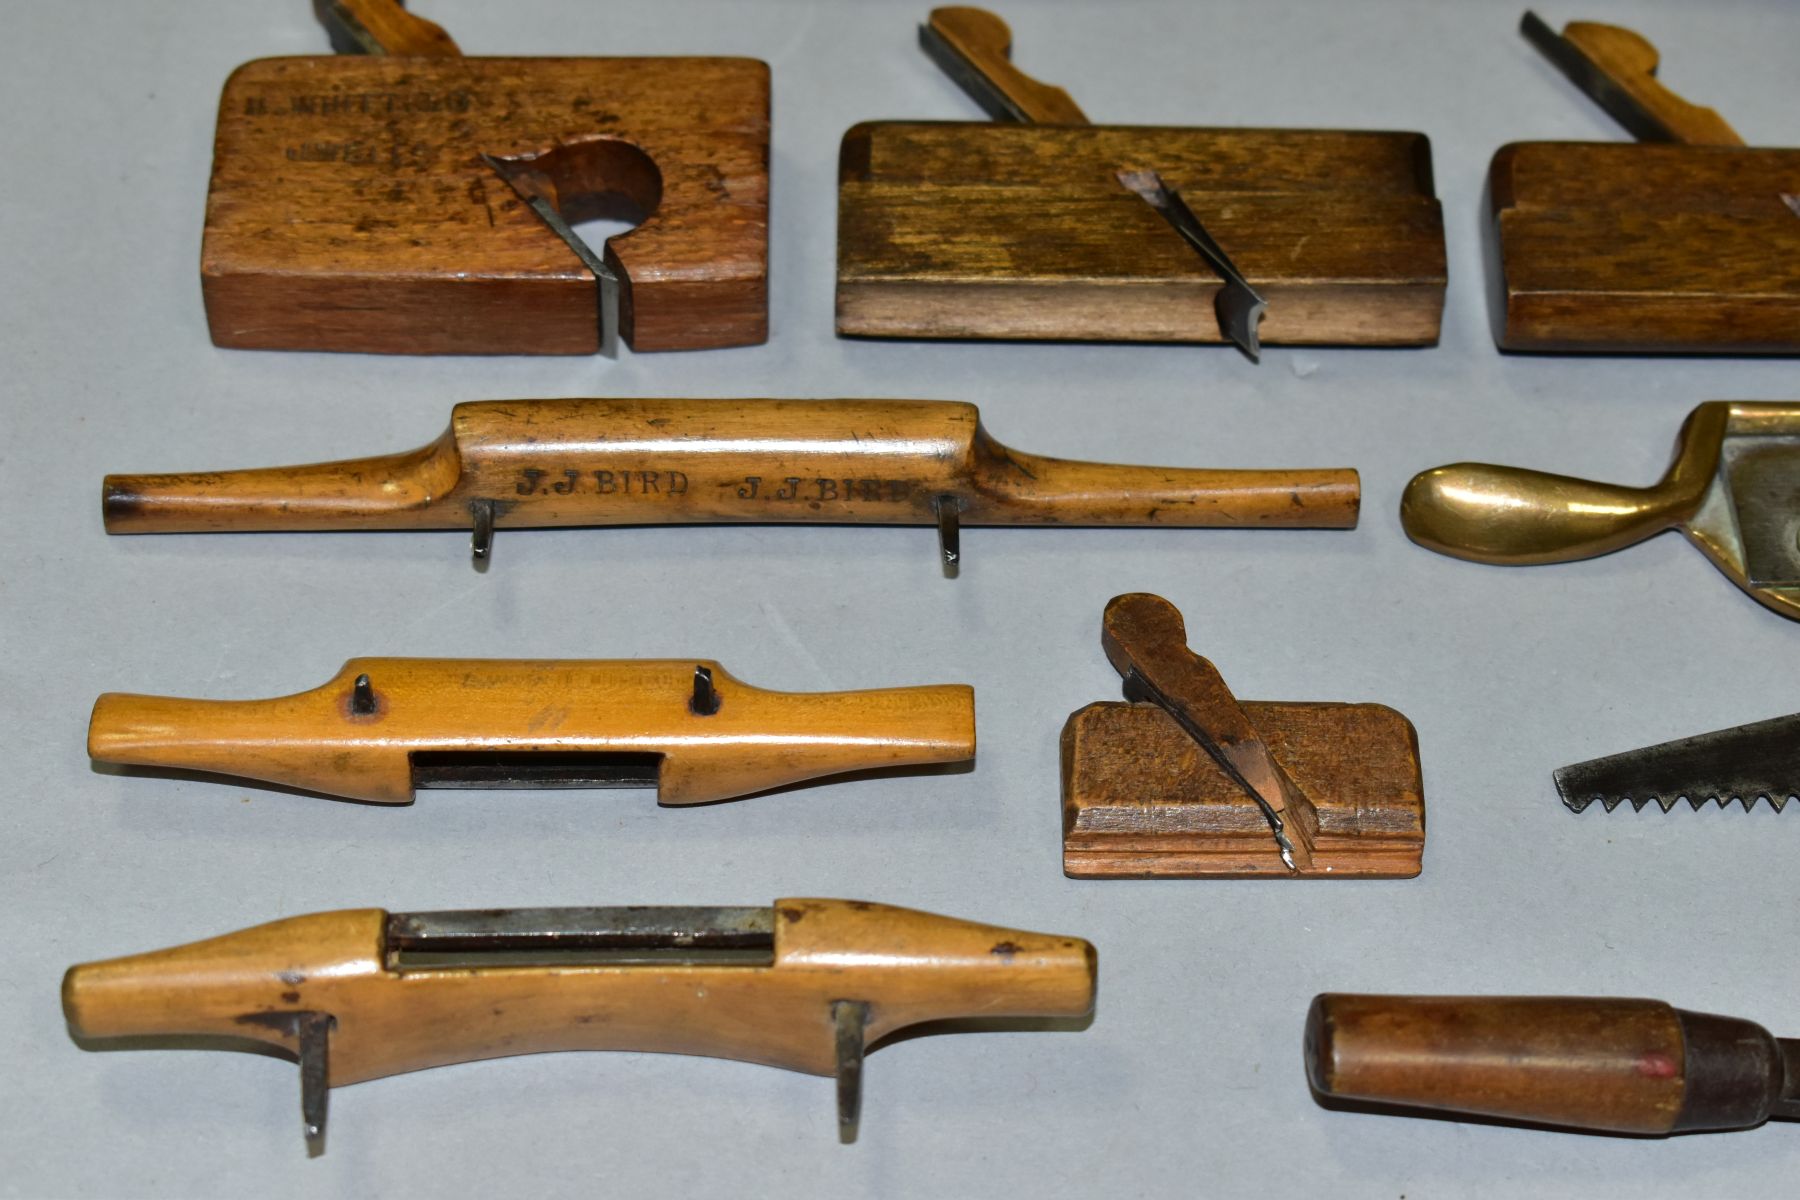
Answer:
[314,0,462,56]
[1307,994,1794,1134]
[1559,21,1742,146]
[1401,402,1725,564]
[921,7,1088,124]
[101,399,1360,535]
[63,901,1096,1084]
[88,659,975,805]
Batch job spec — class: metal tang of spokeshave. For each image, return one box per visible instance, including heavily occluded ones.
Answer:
[1402,401,1800,621]
[87,658,976,805]
[62,900,1098,1153]
[1099,593,1321,871]
[917,6,1264,358]
[100,397,1361,573]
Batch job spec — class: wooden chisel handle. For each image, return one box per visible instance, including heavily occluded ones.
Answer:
[1307,995,1800,1135]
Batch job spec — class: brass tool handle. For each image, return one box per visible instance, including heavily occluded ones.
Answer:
[314,0,462,56]
[1400,463,1686,564]
[920,7,1089,124]
[1307,994,1796,1135]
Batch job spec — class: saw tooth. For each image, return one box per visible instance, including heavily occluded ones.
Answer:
[1629,796,1651,812]
[1600,794,1626,813]
[1655,794,1679,813]
[1687,794,1708,811]
[1564,794,1594,814]
[1773,794,1792,814]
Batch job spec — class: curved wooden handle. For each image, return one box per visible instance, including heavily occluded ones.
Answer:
[88,659,976,805]
[1306,994,1790,1135]
[63,901,1097,1084]
[1401,402,1724,564]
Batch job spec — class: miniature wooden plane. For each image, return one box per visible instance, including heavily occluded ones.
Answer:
[63,900,1096,1153]
[100,397,1361,573]
[204,0,769,355]
[88,658,974,805]
[837,7,1448,356]
[1061,594,1424,879]
[1490,13,1800,352]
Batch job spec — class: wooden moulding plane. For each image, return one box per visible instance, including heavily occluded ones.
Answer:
[88,659,975,805]
[63,900,1096,1153]
[204,0,769,355]
[1491,13,1800,353]
[837,7,1448,357]
[1061,594,1424,879]
[99,397,1361,573]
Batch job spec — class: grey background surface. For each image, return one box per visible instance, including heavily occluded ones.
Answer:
[3,0,1797,1195]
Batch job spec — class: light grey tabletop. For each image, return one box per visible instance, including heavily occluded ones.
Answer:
[3,0,1797,1195]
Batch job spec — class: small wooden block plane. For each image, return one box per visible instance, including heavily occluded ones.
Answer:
[1061,594,1424,879]
[837,7,1447,357]
[88,659,974,805]
[63,900,1097,1153]
[99,397,1361,573]
[1491,13,1800,353]
[1403,401,1800,622]
[1307,995,1800,1136]
[203,0,769,355]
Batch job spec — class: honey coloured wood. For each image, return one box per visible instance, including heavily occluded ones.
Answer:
[838,122,1446,345]
[99,398,1360,570]
[1307,995,1800,1135]
[63,900,1097,1152]
[1489,142,1800,353]
[204,54,769,353]
[87,658,975,805]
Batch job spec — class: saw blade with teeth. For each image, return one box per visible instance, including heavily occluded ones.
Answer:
[1554,712,1800,814]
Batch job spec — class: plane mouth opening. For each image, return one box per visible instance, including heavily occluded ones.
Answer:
[409,751,663,790]
[385,906,776,969]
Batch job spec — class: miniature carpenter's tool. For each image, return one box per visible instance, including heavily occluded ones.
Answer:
[1402,401,1800,621]
[838,7,1447,354]
[100,397,1361,574]
[88,658,975,805]
[1555,712,1799,813]
[204,0,769,355]
[63,899,1097,1154]
[1060,594,1424,879]
[1307,995,1800,1136]
[1490,13,1800,353]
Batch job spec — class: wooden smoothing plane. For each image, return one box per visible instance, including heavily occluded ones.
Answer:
[1402,401,1800,621]
[203,0,769,355]
[837,7,1447,357]
[1307,995,1800,1136]
[88,658,975,805]
[100,397,1362,574]
[1060,594,1424,879]
[1490,13,1800,353]
[62,900,1097,1153]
